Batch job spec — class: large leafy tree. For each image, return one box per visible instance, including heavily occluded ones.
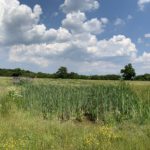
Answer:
[121,63,136,80]
[55,66,68,79]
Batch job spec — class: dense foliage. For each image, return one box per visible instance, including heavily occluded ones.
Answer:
[0,65,149,80]
[121,63,136,80]
[0,67,121,80]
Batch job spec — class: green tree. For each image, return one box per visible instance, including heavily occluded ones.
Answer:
[68,72,79,79]
[12,68,22,77]
[55,66,68,78]
[121,63,136,80]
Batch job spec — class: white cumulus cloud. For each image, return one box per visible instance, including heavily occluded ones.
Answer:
[60,0,99,13]
[144,33,150,38]
[87,35,137,57]
[138,0,150,10]
[0,0,71,45]
[136,52,150,62]
[114,18,125,26]
[62,11,108,34]
[9,34,137,68]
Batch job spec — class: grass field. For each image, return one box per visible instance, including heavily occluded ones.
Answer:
[0,77,150,150]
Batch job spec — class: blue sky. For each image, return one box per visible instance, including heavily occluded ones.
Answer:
[0,0,150,74]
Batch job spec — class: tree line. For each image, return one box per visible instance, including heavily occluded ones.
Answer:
[0,64,149,81]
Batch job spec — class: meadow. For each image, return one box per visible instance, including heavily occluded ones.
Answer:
[0,77,150,150]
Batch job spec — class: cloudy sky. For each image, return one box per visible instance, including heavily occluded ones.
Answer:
[0,0,150,74]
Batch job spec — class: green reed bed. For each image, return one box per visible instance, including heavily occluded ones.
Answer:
[13,82,149,123]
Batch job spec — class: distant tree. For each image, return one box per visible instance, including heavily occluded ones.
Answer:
[55,66,68,78]
[12,68,22,77]
[135,74,150,81]
[121,63,136,80]
[68,72,79,79]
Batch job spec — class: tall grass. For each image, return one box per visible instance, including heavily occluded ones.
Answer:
[12,81,149,123]
[0,79,150,149]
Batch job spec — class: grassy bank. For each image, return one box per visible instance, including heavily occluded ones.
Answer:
[0,111,150,150]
